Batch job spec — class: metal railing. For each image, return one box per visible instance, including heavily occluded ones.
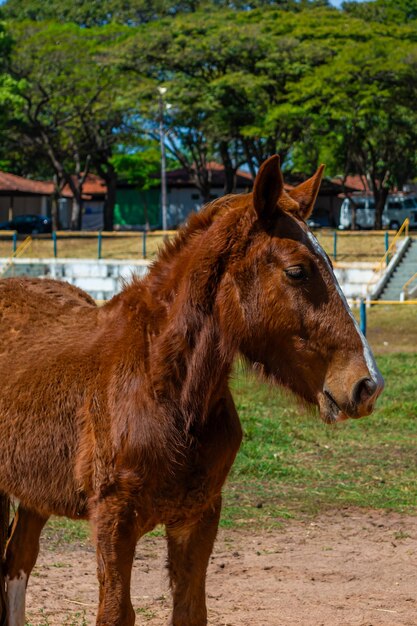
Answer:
[374,218,409,273]
[51,230,177,260]
[366,218,410,295]
[0,236,33,277]
[400,272,417,300]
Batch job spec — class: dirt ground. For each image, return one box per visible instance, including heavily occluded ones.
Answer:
[25,508,417,626]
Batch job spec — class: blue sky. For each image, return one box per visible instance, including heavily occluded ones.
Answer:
[329,0,367,6]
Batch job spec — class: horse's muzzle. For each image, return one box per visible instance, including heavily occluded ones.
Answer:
[319,375,384,424]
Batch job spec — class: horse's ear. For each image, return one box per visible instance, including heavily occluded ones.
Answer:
[253,155,284,221]
[288,164,325,220]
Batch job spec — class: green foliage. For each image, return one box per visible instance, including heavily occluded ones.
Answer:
[1,1,417,225]
[343,0,417,24]
[112,150,160,190]
[2,0,331,27]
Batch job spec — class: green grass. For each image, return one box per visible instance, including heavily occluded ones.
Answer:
[221,353,417,527]
[25,610,87,626]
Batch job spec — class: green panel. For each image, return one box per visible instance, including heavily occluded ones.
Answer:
[114,188,160,228]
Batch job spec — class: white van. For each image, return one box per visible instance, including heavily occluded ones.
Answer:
[338,195,417,230]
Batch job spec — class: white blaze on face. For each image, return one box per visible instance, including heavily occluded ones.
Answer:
[6,571,27,626]
[307,231,383,387]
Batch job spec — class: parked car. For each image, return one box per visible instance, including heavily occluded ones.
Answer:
[339,194,417,230]
[0,214,52,234]
[338,195,417,230]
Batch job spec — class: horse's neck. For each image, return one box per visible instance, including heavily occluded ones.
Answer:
[148,300,234,428]
[146,241,237,427]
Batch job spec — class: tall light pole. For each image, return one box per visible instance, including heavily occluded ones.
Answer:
[158,86,168,231]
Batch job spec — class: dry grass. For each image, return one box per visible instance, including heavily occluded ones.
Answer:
[0,230,407,263]
[315,231,390,263]
[359,303,417,355]
[0,233,172,261]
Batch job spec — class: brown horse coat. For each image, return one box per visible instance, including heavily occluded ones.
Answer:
[0,156,383,626]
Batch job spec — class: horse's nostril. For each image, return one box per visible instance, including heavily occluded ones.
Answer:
[353,377,377,406]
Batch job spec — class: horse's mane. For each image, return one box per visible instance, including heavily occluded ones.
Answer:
[116,194,240,302]
[150,194,237,276]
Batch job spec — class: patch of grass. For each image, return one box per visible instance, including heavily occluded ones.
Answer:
[221,353,417,527]
[42,518,90,548]
[26,610,87,626]
[136,606,157,620]
[365,304,417,354]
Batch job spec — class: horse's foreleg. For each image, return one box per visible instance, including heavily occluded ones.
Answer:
[92,500,137,626]
[166,496,221,626]
[5,506,48,626]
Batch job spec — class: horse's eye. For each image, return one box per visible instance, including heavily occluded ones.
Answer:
[284,265,307,281]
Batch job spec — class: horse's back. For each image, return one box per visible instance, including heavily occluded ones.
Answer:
[0,277,96,342]
[0,277,95,315]
[0,278,98,516]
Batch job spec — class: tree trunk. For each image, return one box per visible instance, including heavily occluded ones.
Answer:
[103,171,117,231]
[349,197,357,231]
[219,142,236,194]
[51,193,59,231]
[70,194,83,230]
[374,187,389,230]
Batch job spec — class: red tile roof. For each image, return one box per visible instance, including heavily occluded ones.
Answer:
[62,174,107,199]
[166,163,254,189]
[0,171,53,195]
[331,175,372,194]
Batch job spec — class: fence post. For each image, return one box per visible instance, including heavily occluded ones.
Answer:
[333,231,337,261]
[97,231,102,260]
[12,232,17,253]
[384,232,389,265]
[359,298,367,336]
[52,231,57,259]
[142,230,147,259]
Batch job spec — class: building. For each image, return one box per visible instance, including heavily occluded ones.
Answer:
[0,172,53,221]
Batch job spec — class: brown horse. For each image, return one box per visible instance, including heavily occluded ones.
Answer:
[0,156,383,626]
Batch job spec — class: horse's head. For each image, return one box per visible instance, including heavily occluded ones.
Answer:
[219,155,383,423]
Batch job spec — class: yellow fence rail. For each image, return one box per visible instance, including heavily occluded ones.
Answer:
[400,272,417,300]
[374,218,409,274]
[366,218,410,295]
[0,236,32,277]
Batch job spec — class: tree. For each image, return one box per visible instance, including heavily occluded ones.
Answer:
[342,0,417,24]
[121,7,338,198]
[289,16,417,227]
[2,0,330,27]
[5,21,137,229]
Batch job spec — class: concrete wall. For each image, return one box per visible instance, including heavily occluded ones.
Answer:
[334,262,376,299]
[0,258,377,302]
[0,258,149,301]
